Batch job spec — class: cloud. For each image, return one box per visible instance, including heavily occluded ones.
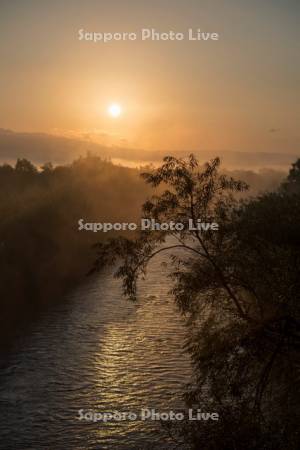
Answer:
[0,128,297,170]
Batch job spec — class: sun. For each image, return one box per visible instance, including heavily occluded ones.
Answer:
[108,103,122,118]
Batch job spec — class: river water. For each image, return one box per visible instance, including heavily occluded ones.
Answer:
[0,253,192,449]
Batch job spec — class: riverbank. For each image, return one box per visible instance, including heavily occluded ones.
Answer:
[0,156,151,350]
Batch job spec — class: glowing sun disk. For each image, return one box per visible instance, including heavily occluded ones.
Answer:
[108,103,122,118]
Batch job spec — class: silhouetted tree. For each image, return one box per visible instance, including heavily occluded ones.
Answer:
[41,162,54,173]
[281,158,300,194]
[92,155,300,449]
[15,158,38,174]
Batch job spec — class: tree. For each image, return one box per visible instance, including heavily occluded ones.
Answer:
[92,154,300,449]
[41,162,54,173]
[15,158,38,174]
[281,158,300,194]
[92,155,248,312]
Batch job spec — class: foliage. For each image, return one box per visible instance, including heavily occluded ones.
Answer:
[0,155,151,346]
[93,155,300,449]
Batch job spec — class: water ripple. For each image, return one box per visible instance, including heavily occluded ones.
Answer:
[0,254,191,449]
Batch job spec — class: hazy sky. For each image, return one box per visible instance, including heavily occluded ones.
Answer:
[0,0,299,153]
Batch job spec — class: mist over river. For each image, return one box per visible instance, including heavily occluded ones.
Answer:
[0,253,192,449]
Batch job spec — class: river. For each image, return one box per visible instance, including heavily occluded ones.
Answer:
[0,252,192,449]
